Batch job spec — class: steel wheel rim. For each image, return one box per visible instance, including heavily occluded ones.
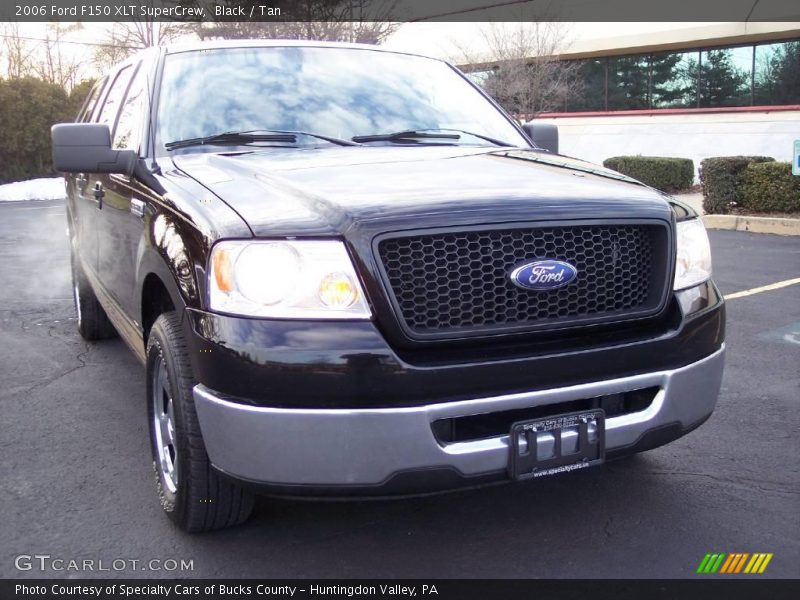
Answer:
[152,354,179,494]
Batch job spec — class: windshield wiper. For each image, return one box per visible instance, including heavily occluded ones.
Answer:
[165,131,296,151]
[351,128,514,147]
[351,130,460,144]
[165,129,359,151]
[434,128,515,147]
[264,130,360,147]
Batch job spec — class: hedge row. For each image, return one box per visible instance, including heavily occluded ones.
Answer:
[699,156,775,214]
[740,162,800,213]
[0,78,93,183]
[602,156,695,192]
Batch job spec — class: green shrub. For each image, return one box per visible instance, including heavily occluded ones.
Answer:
[0,77,93,183]
[740,162,800,213]
[699,156,775,214]
[602,156,694,192]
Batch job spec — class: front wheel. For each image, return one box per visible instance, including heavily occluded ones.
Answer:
[146,312,254,532]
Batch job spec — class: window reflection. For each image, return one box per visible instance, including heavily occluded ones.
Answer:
[114,66,147,151]
[607,55,650,110]
[755,41,800,105]
[696,46,751,108]
[484,38,799,113]
[157,47,528,149]
[570,58,606,111]
[649,51,696,108]
[98,66,133,128]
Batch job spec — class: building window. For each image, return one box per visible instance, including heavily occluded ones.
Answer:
[755,40,800,105]
[606,54,650,110]
[569,58,607,111]
[696,46,752,108]
[649,50,697,108]
[477,38,799,114]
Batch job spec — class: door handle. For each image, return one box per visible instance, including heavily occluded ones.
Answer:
[93,182,104,209]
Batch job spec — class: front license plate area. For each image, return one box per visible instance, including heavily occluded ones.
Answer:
[509,409,605,480]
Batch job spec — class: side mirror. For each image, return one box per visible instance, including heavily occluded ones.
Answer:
[51,123,137,175]
[522,122,559,155]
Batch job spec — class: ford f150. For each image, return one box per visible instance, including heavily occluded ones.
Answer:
[51,41,725,531]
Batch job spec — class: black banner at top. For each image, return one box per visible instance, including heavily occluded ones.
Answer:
[1,0,800,23]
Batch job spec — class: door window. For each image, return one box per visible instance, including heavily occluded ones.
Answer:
[77,77,107,122]
[113,66,148,152]
[97,65,134,129]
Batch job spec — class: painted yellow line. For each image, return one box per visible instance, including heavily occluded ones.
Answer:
[725,277,800,300]
[758,553,774,574]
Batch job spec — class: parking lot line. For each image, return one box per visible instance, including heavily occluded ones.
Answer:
[724,277,800,300]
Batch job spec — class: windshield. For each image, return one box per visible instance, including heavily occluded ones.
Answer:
[157,46,529,151]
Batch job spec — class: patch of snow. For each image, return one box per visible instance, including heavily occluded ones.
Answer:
[0,177,66,202]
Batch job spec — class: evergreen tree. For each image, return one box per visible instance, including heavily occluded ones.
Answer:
[755,41,800,105]
[693,49,749,107]
[570,59,606,111]
[607,55,649,109]
[649,53,694,107]
[0,77,91,182]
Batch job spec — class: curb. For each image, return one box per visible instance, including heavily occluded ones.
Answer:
[702,215,800,236]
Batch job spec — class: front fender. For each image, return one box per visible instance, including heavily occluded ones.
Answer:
[135,207,209,325]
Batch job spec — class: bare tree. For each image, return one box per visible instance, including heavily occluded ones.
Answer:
[455,22,582,117]
[93,21,186,71]
[31,23,86,89]
[193,0,401,44]
[1,23,36,79]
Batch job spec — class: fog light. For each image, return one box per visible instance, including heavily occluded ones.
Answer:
[318,272,358,309]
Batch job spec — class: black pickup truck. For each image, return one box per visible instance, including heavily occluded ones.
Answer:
[52,41,725,532]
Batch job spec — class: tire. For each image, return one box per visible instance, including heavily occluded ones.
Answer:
[146,312,254,532]
[70,249,117,341]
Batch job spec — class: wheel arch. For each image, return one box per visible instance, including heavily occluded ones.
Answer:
[140,272,179,345]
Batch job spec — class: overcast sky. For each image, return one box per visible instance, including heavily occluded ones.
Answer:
[3,21,779,81]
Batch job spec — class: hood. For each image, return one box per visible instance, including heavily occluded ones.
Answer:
[171,146,673,238]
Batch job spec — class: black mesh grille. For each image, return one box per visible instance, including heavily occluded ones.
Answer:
[377,224,667,338]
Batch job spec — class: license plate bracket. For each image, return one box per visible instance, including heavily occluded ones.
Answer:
[509,409,605,480]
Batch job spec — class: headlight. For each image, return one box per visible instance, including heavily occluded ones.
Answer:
[208,240,371,319]
[674,218,712,291]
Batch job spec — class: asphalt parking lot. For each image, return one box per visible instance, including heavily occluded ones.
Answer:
[1,199,798,579]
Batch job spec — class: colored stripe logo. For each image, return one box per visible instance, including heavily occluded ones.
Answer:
[697,553,773,574]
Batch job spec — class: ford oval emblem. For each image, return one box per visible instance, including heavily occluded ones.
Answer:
[510,260,578,291]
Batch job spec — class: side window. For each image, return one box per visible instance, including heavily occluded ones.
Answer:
[97,65,134,130]
[77,78,107,123]
[113,65,148,152]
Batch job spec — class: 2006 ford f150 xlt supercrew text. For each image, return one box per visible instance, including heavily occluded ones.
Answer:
[52,41,725,532]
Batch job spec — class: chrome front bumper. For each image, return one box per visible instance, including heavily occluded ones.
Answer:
[194,346,725,488]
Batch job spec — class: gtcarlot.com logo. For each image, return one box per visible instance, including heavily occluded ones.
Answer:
[14,554,194,572]
[697,552,773,574]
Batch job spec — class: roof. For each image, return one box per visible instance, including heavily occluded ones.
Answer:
[162,39,438,61]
